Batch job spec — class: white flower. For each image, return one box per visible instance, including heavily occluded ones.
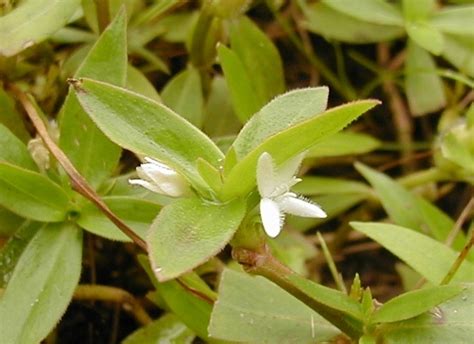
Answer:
[129,157,189,197]
[257,152,327,238]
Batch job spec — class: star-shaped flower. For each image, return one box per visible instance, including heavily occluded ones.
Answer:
[129,157,189,197]
[257,152,327,238]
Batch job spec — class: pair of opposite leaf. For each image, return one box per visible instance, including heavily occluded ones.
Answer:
[129,152,326,238]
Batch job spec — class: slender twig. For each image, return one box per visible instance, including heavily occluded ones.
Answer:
[74,284,152,325]
[9,84,147,251]
[441,232,474,285]
[316,232,347,293]
[445,197,474,247]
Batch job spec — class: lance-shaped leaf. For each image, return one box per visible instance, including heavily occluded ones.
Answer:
[370,284,464,324]
[0,162,70,222]
[232,87,329,160]
[221,100,379,200]
[0,0,80,56]
[0,89,29,142]
[148,197,245,281]
[351,222,474,284]
[355,163,469,256]
[0,223,82,344]
[431,5,474,37]
[209,269,341,343]
[59,9,127,188]
[0,123,37,170]
[72,78,224,192]
[306,131,380,158]
[377,284,474,343]
[229,16,285,106]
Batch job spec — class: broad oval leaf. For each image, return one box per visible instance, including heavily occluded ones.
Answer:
[301,2,404,43]
[322,0,404,26]
[221,100,380,200]
[371,284,464,323]
[0,162,70,222]
[59,9,127,188]
[0,0,80,56]
[0,123,37,170]
[209,269,341,343]
[73,78,224,192]
[77,196,161,241]
[350,222,474,284]
[161,66,204,128]
[0,223,82,344]
[148,197,245,281]
[229,16,285,108]
[217,44,261,123]
[232,87,329,159]
[405,40,446,115]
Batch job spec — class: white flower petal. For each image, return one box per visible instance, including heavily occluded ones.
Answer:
[274,152,305,186]
[260,198,284,238]
[257,152,278,197]
[129,178,165,194]
[279,195,327,218]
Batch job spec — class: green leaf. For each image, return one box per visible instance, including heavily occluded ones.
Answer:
[123,313,194,344]
[77,196,161,241]
[0,223,82,344]
[350,222,474,284]
[209,269,340,342]
[405,40,446,115]
[229,16,285,105]
[442,34,474,77]
[59,9,127,188]
[406,22,444,55]
[301,2,404,43]
[138,256,215,341]
[73,78,224,192]
[378,284,474,343]
[0,89,29,142]
[217,44,261,123]
[431,5,474,37]
[161,66,204,128]
[202,76,241,137]
[371,284,464,323]
[306,131,380,158]
[0,123,37,170]
[441,132,474,173]
[0,0,80,56]
[322,0,404,26]
[148,197,245,281]
[0,162,70,222]
[354,163,468,253]
[232,87,329,159]
[402,0,436,21]
[293,176,371,196]
[126,64,161,102]
[0,221,40,288]
[196,158,223,194]
[221,100,380,200]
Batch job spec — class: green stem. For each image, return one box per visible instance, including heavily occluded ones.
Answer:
[270,5,354,100]
[398,167,449,188]
[74,284,152,325]
[441,232,474,285]
[317,232,347,293]
[233,247,363,339]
